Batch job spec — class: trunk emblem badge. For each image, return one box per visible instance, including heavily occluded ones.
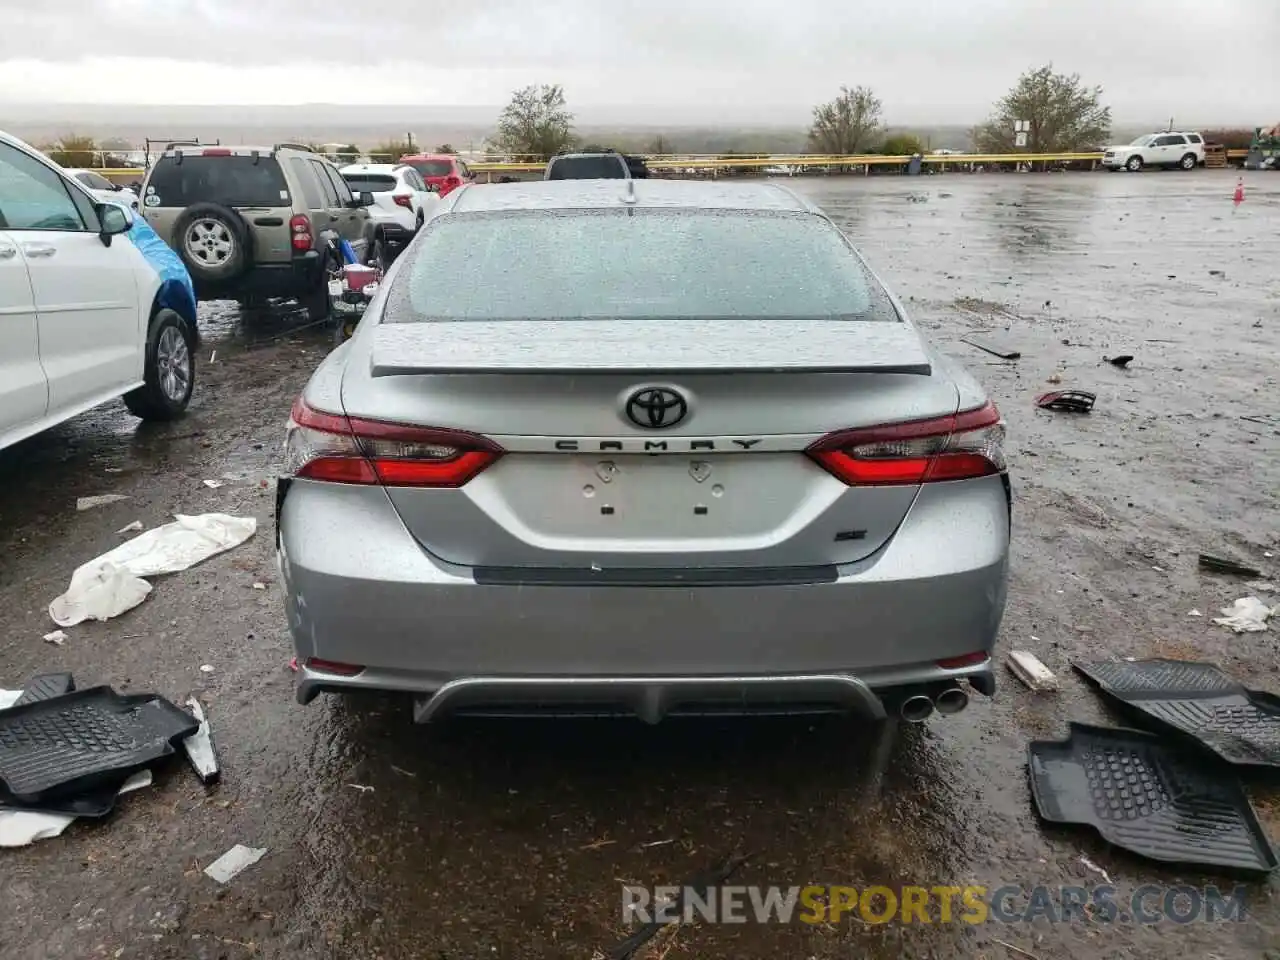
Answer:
[689,461,712,483]
[595,461,619,483]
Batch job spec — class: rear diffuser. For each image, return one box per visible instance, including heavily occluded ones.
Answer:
[0,686,197,804]
[1028,722,1276,874]
[1073,659,1280,769]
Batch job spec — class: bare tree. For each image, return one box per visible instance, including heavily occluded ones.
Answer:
[649,134,674,154]
[972,65,1111,153]
[371,139,414,162]
[44,133,100,168]
[808,86,883,155]
[492,84,575,161]
[435,143,457,154]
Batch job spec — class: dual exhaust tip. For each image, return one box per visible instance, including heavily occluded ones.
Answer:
[898,686,969,723]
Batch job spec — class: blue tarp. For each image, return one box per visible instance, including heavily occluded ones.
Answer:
[124,210,198,325]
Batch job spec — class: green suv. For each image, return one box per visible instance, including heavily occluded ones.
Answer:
[140,143,373,317]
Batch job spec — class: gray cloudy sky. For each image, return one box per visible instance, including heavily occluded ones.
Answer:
[0,0,1274,123]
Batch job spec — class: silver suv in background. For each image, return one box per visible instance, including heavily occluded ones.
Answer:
[140,144,373,317]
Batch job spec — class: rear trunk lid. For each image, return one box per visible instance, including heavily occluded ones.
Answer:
[339,320,959,571]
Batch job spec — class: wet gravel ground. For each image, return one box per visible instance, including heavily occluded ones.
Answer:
[1,169,1278,960]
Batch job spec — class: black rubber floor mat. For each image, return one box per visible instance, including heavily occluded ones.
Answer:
[1028,723,1277,874]
[12,673,76,707]
[1073,659,1280,769]
[0,686,197,804]
[0,674,126,817]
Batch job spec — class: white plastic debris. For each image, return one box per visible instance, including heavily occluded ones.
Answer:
[116,520,144,534]
[1007,651,1059,691]
[252,582,266,591]
[77,494,129,512]
[346,784,374,794]
[0,690,18,709]
[1188,609,1203,617]
[42,630,66,645]
[202,479,224,489]
[0,771,151,848]
[1212,597,1276,633]
[204,844,267,884]
[183,697,220,785]
[1078,854,1112,884]
[199,664,214,673]
[48,514,257,627]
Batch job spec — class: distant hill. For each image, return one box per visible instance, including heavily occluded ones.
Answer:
[0,102,1236,156]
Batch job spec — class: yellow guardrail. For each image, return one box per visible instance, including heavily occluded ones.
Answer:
[94,149,1250,181]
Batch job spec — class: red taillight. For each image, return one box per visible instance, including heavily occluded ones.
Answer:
[285,397,502,487]
[201,148,232,157]
[937,652,989,669]
[393,194,413,209]
[807,401,1005,486]
[305,658,364,676]
[289,214,312,252]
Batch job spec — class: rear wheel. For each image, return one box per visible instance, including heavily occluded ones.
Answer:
[1125,155,1143,172]
[124,309,196,421]
[369,234,390,271]
[1179,153,1197,170]
[300,261,332,322]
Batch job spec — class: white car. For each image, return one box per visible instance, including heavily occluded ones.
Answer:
[1101,132,1206,172]
[340,163,439,266]
[1,130,199,452]
[64,168,140,209]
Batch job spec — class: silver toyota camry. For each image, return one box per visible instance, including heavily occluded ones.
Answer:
[278,178,1010,724]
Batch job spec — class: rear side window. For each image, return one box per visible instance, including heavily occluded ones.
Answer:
[289,157,326,211]
[547,156,627,179]
[1187,134,1203,144]
[145,155,289,207]
[344,174,398,193]
[408,159,452,177]
[309,160,339,205]
[388,209,898,323]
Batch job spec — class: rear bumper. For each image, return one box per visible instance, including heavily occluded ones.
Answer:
[278,475,1011,719]
[192,256,322,301]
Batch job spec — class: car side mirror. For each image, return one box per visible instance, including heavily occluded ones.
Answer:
[97,202,132,245]
[356,191,374,207]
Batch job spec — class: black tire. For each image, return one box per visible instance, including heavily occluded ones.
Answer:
[171,203,251,284]
[333,315,359,347]
[1179,153,1197,170]
[369,233,390,272]
[124,309,196,421]
[300,261,332,322]
[1125,155,1143,172]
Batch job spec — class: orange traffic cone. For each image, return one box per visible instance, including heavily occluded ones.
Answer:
[1233,178,1245,206]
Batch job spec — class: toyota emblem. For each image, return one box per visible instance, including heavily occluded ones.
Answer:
[624,386,688,429]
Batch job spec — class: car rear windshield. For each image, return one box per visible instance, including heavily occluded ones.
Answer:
[547,156,628,179]
[343,174,399,194]
[407,159,453,177]
[145,155,289,207]
[385,209,899,323]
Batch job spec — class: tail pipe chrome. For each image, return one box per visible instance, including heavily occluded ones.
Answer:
[934,686,970,716]
[898,694,935,723]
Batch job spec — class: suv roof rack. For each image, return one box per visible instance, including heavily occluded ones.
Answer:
[274,142,316,154]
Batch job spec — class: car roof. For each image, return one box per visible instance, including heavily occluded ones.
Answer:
[401,154,455,162]
[341,163,406,175]
[448,178,819,215]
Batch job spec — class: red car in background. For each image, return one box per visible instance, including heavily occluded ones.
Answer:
[400,154,474,196]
